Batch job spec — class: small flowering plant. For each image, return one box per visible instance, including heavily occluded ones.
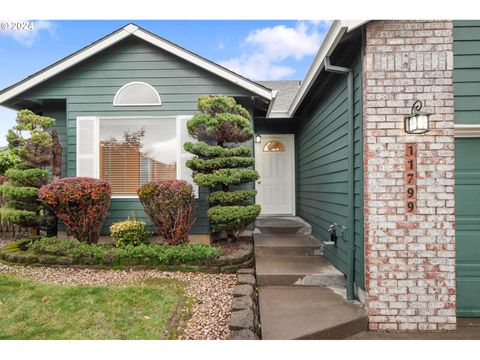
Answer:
[109,218,151,247]
[137,180,196,245]
[39,177,111,244]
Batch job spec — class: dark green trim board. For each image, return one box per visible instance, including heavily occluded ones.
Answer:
[323,56,355,300]
[5,36,261,235]
[295,41,364,290]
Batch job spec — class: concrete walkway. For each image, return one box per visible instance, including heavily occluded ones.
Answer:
[254,216,367,340]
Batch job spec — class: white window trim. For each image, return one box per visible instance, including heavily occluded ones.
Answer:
[113,81,162,107]
[76,115,196,199]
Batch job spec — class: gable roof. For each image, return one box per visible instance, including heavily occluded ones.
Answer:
[257,80,301,117]
[0,23,274,104]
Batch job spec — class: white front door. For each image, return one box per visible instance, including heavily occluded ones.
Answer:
[255,134,294,215]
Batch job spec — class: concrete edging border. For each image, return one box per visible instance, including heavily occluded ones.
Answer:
[228,268,261,340]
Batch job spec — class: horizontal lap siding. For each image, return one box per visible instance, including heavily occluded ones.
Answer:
[353,57,364,289]
[454,21,480,315]
[22,37,253,234]
[296,53,364,289]
[454,20,480,123]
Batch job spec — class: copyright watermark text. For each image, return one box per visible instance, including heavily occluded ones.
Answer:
[0,21,34,31]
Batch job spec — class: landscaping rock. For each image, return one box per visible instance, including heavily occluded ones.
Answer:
[231,296,253,311]
[38,255,58,265]
[229,309,255,331]
[229,329,257,340]
[237,268,255,275]
[237,273,256,286]
[56,257,75,265]
[233,284,254,299]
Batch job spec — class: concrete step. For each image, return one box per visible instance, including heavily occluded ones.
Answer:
[259,286,367,340]
[255,253,346,289]
[254,234,324,256]
[255,216,312,235]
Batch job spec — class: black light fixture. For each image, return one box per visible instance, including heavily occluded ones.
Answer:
[404,100,431,134]
[255,134,262,143]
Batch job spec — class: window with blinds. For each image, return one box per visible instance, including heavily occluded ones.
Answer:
[99,118,177,196]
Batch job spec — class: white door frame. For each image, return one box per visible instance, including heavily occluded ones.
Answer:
[255,134,296,216]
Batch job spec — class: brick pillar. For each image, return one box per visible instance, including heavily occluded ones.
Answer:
[363,20,456,331]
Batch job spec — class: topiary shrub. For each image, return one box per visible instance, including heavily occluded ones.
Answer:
[38,177,111,244]
[184,95,261,241]
[137,180,196,245]
[109,219,151,247]
[0,110,59,230]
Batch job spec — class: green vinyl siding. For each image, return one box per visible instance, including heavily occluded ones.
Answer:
[296,50,364,289]
[454,21,480,316]
[18,36,255,234]
[454,20,480,124]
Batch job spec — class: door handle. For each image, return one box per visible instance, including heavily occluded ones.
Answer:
[257,181,261,184]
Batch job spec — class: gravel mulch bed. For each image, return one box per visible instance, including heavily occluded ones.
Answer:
[0,263,236,340]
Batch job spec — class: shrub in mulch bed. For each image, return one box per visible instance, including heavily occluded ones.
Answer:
[28,237,220,265]
[109,219,151,247]
[0,237,254,273]
[137,180,196,245]
[39,177,111,244]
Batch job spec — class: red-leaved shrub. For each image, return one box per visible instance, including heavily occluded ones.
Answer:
[39,177,111,244]
[137,180,196,245]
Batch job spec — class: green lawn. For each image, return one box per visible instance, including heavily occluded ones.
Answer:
[0,275,190,340]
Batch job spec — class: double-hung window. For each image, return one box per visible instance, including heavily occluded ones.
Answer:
[76,116,197,198]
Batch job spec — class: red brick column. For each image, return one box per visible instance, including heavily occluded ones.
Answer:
[362,20,456,331]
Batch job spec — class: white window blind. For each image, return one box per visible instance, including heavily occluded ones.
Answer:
[99,117,177,196]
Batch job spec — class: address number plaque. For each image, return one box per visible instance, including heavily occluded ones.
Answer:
[405,143,417,214]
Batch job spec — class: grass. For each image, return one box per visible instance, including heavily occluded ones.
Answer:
[0,274,191,340]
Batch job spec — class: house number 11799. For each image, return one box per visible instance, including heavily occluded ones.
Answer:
[405,143,417,214]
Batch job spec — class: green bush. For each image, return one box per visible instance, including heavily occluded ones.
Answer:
[208,205,261,232]
[28,237,221,265]
[109,219,151,247]
[5,168,52,188]
[183,142,251,158]
[0,149,20,176]
[193,169,259,188]
[208,190,257,206]
[186,156,255,172]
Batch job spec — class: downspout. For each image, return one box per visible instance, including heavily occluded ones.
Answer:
[324,56,356,300]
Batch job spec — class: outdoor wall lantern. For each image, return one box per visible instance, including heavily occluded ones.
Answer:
[404,100,431,134]
[255,134,262,143]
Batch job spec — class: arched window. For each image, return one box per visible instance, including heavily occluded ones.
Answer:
[263,140,286,152]
[113,82,161,106]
